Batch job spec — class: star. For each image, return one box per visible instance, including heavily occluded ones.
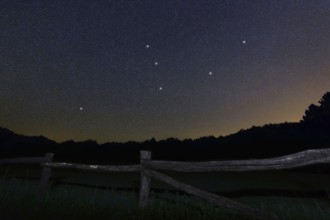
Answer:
[146,44,150,48]
[242,40,246,44]
[79,107,83,111]
[209,72,213,76]
[159,87,163,91]
[154,61,158,65]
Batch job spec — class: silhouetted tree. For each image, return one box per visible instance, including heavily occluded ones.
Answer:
[302,92,330,127]
[302,104,320,123]
[319,92,330,107]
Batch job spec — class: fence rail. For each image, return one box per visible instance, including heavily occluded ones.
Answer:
[144,168,276,220]
[1,148,330,220]
[143,148,330,172]
[43,162,140,172]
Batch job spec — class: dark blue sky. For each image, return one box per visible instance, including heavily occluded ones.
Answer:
[1,0,330,143]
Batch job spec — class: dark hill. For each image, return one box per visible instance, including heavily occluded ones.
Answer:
[0,128,56,158]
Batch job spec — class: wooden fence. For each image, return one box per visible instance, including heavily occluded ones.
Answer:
[1,148,330,220]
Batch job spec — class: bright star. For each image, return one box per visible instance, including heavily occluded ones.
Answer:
[146,44,150,48]
[79,107,83,111]
[209,72,213,76]
[154,61,158,65]
[242,40,246,44]
[159,87,163,91]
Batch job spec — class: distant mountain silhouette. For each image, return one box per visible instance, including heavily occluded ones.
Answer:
[0,127,56,158]
[1,91,330,163]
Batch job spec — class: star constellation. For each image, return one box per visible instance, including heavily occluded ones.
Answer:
[3,0,326,143]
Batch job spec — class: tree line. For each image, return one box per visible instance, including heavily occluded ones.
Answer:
[0,92,329,164]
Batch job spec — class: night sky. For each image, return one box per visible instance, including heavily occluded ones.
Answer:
[1,0,330,143]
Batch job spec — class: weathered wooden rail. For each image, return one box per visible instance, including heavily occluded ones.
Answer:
[143,148,330,172]
[1,148,330,220]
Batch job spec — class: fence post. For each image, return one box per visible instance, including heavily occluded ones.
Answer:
[38,153,54,199]
[139,151,151,208]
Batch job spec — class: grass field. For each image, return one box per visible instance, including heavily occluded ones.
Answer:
[1,165,330,219]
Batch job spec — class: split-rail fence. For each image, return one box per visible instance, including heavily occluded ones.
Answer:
[1,148,330,220]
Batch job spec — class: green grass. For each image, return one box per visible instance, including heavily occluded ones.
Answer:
[0,177,330,220]
[1,165,330,219]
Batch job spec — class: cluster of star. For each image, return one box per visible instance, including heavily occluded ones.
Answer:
[144,40,247,95]
[144,41,225,94]
[78,40,247,111]
[145,44,162,91]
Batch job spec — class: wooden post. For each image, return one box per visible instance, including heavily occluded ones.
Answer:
[139,151,151,208]
[38,153,54,199]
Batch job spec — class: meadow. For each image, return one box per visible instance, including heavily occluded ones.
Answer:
[1,165,330,219]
